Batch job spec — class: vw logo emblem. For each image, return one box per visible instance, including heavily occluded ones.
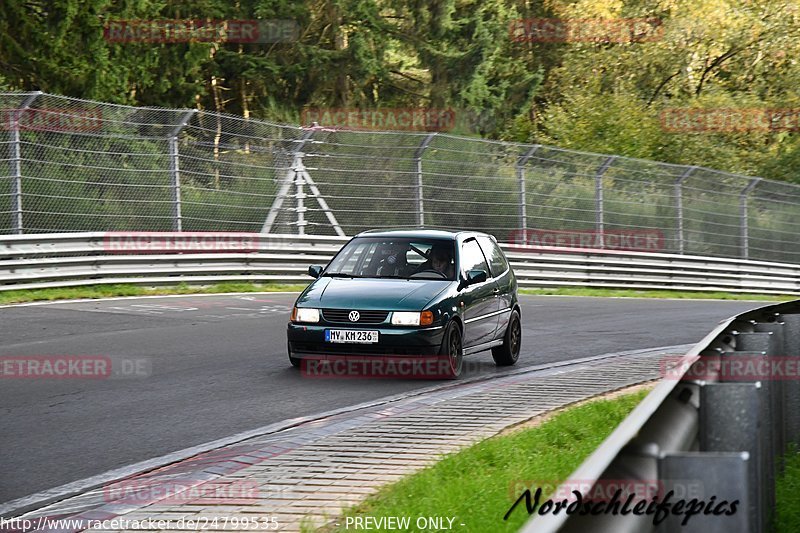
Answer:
[348,310,360,322]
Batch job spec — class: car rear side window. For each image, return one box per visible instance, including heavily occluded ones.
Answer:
[460,239,491,277]
[477,236,509,277]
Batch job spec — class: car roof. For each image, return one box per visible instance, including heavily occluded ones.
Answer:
[355,228,496,241]
[354,228,494,241]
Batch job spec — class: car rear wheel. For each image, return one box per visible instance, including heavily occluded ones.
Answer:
[440,321,463,379]
[492,310,521,366]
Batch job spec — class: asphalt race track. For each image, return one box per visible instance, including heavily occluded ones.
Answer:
[0,293,762,504]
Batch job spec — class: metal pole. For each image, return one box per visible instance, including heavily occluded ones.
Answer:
[595,156,616,248]
[301,170,346,236]
[675,166,696,254]
[516,145,540,245]
[740,178,761,260]
[168,110,197,232]
[295,172,306,235]
[9,92,41,234]
[414,133,437,228]
[262,129,315,234]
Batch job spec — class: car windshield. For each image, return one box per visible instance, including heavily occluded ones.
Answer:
[324,237,456,280]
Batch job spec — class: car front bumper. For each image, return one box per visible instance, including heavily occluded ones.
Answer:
[287,323,446,358]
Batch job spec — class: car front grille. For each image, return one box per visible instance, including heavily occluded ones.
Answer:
[321,309,389,324]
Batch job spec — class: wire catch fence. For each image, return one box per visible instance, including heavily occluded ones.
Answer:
[1,91,799,264]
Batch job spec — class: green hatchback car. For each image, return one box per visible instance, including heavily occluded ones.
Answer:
[286,229,521,378]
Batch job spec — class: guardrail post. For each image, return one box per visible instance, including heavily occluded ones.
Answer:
[779,314,800,443]
[8,91,41,234]
[658,452,751,532]
[699,382,765,533]
[516,145,540,245]
[740,178,761,259]
[168,110,197,232]
[414,133,436,228]
[754,322,786,464]
[594,156,616,248]
[732,331,778,520]
[675,166,696,254]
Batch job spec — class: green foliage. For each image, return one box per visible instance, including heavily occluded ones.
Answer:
[776,445,800,532]
[537,92,665,159]
[528,0,800,181]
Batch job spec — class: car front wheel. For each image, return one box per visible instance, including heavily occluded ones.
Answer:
[492,310,521,366]
[440,321,464,379]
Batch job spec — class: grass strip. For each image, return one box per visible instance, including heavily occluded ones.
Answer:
[776,445,800,532]
[0,282,308,305]
[325,388,650,532]
[520,287,795,301]
[0,283,793,306]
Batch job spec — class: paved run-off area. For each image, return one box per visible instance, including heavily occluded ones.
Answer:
[10,345,684,532]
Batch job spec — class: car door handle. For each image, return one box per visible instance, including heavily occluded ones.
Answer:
[492,288,500,295]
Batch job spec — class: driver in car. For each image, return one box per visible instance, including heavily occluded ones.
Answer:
[414,243,455,278]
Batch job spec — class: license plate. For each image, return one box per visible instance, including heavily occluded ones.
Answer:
[325,329,379,344]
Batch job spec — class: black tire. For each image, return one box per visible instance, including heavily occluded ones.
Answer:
[439,320,464,379]
[492,310,521,366]
[288,343,301,368]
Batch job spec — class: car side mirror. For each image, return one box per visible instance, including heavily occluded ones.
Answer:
[308,265,323,278]
[466,269,487,285]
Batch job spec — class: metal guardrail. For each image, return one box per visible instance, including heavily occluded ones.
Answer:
[0,233,799,295]
[522,299,800,533]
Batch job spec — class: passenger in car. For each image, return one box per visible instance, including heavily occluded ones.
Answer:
[376,242,411,277]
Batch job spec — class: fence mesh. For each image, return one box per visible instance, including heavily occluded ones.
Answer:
[1,91,799,264]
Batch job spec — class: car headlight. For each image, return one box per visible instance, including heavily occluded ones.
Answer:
[391,311,434,326]
[291,307,320,323]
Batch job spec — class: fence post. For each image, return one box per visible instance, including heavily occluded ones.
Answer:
[675,166,696,254]
[740,178,761,260]
[414,133,437,227]
[168,110,197,232]
[516,145,540,245]
[8,91,41,234]
[594,156,616,248]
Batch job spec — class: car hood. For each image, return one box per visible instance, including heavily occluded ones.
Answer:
[297,277,451,311]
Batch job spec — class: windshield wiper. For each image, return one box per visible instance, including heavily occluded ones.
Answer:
[322,272,362,278]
